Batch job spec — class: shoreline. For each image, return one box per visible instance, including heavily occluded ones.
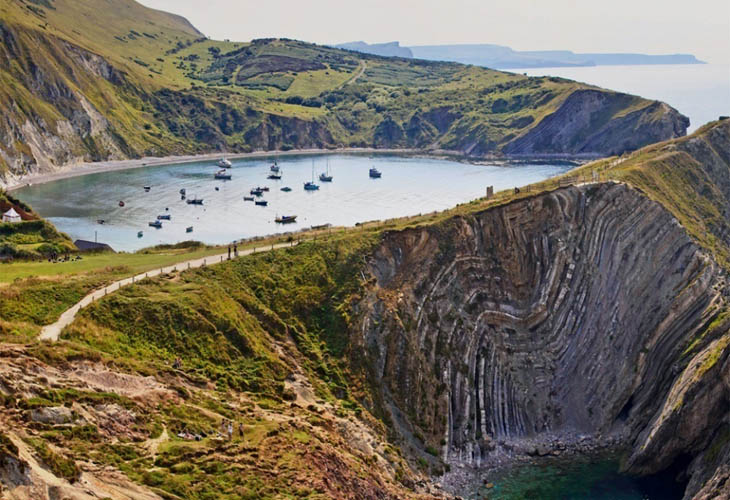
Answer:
[3,147,592,192]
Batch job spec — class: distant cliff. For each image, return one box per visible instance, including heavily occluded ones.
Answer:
[336,41,413,58]
[342,42,705,69]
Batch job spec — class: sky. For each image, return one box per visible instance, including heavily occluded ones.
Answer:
[139,0,730,64]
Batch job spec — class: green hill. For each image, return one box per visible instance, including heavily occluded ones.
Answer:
[0,0,688,186]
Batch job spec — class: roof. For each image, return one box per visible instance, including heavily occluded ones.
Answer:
[3,208,20,218]
[74,240,115,252]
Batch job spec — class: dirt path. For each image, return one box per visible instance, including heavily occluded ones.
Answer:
[339,61,367,88]
[39,240,298,342]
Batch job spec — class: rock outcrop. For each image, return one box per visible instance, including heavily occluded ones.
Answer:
[356,182,730,498]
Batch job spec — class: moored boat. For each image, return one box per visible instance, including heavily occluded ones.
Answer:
[270,161,280,173]
[304,159,319,190]
[243,196,255,201]
[144,186,151,192]
[214,169,232,180]
[281,186,292,192]
[157,214,171,220]
[255,200,268,206]
[217,158,232,168]
[250,187,264,196]
[137,230,143,238]
[319,159,333,182]
[119,200,125,207]
[268,173,282,180]
[186,226,193,233]
[149,220,163,228]
[186,197,203,205]
[369,167,382,178]
[179,188,186,195]
[275,215,297,224]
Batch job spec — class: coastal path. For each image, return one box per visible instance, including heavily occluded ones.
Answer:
[39,240,298,341]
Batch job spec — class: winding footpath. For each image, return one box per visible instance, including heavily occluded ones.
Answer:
[39,241,298,342]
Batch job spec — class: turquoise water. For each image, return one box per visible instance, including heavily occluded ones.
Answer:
[472,459,684,500]
[14,154,571,252]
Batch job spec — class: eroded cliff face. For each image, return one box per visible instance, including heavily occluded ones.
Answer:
[355,183,730,498]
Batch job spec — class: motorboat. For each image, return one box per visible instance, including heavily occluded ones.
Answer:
[281,186,292,192]
[217,158,232,168]
[250,187,264,196]
[275,215,297,224]
[215,186,220,191]
[243,196,255,201]
[186,197,204,205]
[186,226,193,233]
[157,214,171,220]
[149,220,163,228]
[214,169,232,180]
[369,167,382,178]
[255,200,268,206]
[268,173,282,180]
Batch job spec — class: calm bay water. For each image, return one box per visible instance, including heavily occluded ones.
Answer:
[15,154,571,252]
[514,64,730,133]
[470,458,684,500]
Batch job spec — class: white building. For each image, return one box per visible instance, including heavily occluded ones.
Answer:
[2,207,21,223]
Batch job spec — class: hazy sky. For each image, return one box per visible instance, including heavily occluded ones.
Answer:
[140,0,730,64]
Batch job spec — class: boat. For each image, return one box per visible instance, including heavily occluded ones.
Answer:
[137,231,143,238]
[181,194,186,200]
[214,169,232,180]
[243,196,255,201]
[250,187,264,196]
[255,200,268,206]
[319,159,333,182]
[215,186,220,191]
[281,186,292,192]
[267,173,282,180]
[217,158,232,168]
[275,215,297,224]
[270,161,280,173]
[97,219,106,225]
[304,160,319,190]
[179,188,186,195]
[144,186,151,192]
[186,226,193,233]
[119,201,125,207]
[149,220,163,228]
[157,214,171,220]
[186,197,204,205]
[261,186,270,192]
[369,167,382,178]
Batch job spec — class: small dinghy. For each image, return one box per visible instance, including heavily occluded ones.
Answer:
[281,186,292,192]
[275,215,297,224]
[119,200,125,207]
[149,220,163,228]
[144,186,151,192]
[255,200,268,206]
[179,188,186,195]
[137,231,143,238]
[186,226,193,233]
[243,196,255,201]
[215,186,220,191]
[157,214,171,220]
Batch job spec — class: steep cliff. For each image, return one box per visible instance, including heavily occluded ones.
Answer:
[352,122,730,498]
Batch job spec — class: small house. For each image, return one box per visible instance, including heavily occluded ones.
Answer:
[2,207,21,224]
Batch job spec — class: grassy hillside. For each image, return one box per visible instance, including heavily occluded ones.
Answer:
[0,0,688,186]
